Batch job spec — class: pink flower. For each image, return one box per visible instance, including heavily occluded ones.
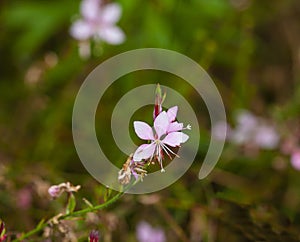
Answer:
[70,0,125,45]
[133,109,189,171]
[229,110,279,149]
[291,149,300,171]
[136,221,166,242]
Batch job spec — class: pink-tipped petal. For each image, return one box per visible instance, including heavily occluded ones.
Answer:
[167,122,183,133]
[101,3,121,24]
[154,111,169,138]
[134,121,154,140]
[70,20,93,40]
[97,26,125,44]
[162,132,189,147]
[133,143,156,161]
[167,106,178,122]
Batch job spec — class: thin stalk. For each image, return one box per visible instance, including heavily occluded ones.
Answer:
[12,190,126,242]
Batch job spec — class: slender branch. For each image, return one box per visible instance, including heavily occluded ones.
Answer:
[155,203,190,242]
[12,190,125,242]
[61,190,124,219]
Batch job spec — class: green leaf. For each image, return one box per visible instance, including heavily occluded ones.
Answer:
[66,193,76,215]
[216,189,253,205]
[3,0,78,59]
[36,219,46,229]
[104,186,112,202]
[82,198,94,208]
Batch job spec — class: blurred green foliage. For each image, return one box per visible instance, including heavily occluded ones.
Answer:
[0,0,300,241]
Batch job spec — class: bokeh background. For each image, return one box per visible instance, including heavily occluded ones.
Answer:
[1,0,300,241]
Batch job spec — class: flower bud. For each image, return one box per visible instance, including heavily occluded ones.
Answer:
[48,185,62,198]
[89,230,99,242]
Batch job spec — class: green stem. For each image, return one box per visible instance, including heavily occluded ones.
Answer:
[12,191,125,242]
[61,190,124,219]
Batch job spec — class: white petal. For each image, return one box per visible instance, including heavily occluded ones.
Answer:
[134,121,154,140]
[101,3,121,24]
[97,26,125,44]
[154,111,169,139]
[229,128,249,144]
[81,0,100,21]
[167,122,183,133]
[70,20,93,40]
[236,110,258,129]
[133,143,156,161]
[212,121,230,141]
[167,106,178,122]
[162,132,189,147]
[254,125,279,149]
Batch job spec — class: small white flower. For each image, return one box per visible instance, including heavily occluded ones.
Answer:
[70,0,125,45]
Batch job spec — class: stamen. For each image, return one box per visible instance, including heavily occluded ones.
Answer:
[161,143,180,158]
[160,144,172,160]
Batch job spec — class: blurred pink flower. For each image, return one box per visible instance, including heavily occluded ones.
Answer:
[229,110,279,149]
[136,221,166,242]
[230,110,258,144]
[133,110,189,171]
[70,0,125,45]
[254,124,279,149]
[16,187,32,210]
[291,149,300,170]
[212,121,230,141]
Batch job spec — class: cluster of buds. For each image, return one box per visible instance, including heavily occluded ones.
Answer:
[48,182,81,198]
[89,230,100,242]
[118,154,147,185]
[118,84,190,185]
[0,220,6,242]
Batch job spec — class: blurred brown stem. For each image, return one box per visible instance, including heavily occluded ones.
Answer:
[155,203,190,242]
